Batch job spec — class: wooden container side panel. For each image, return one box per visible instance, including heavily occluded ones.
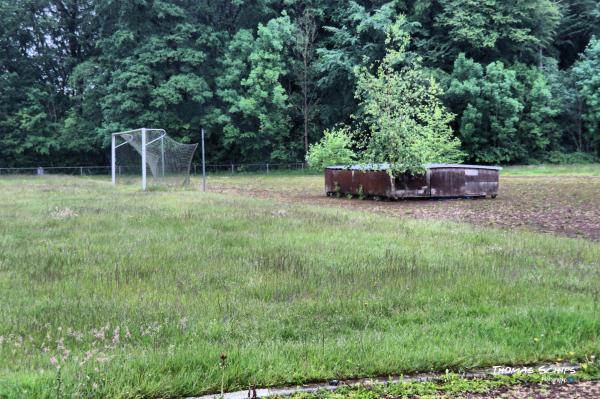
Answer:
[429,168,466,197]
[392,173,429,198]
[468,169,500,196]
[354,171,394,197]
[326,167,500,198]
[324,170,392,197]
[430,168,499,197]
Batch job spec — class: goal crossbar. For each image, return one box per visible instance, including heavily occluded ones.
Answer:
[111,127,197,190]
[145,133,167,146]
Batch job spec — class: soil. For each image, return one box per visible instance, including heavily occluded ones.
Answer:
[456,380,600,398]
[209,176,600,241]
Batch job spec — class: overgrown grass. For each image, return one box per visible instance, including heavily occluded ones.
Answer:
[502,163,600,176]
[0,176,599,398]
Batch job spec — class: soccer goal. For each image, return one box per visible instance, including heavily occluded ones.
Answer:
[111,128,198,190]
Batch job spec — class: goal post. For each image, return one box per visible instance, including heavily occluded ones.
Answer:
[111,128,198,190]
[112,128,144,188]
[141,127,147,190]
[111,133,116,185]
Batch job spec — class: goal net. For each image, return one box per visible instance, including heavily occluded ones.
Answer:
[111,128,198,190]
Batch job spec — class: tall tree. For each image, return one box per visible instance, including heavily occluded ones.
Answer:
[217,14,295,162]
[553,0,600,68]
[0,0,98,166]
[548,66,586,152]
[73,0,212,151]
[517,69,560,159]
[572,37,600,154]
[292,10,319,156]
[412,0,561,67]
[316,1,401,128]
[445,54,524,163]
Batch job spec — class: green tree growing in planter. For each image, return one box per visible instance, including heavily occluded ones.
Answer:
[306,126,356,169]
[357,18,464,176]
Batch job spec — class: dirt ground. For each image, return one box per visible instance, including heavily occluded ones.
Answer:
[208,175,600,240]
[457,380,600,398]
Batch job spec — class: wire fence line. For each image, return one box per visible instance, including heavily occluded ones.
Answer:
[192,162,307,175]
[0,162,309,176]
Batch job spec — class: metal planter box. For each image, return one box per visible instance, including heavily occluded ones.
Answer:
[325,164,501,199]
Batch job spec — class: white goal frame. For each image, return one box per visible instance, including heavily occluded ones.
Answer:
[111,127,166,191]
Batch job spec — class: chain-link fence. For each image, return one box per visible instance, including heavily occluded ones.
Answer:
[0,162,310,177]
[0,166,112,176]
[191,162,308,175]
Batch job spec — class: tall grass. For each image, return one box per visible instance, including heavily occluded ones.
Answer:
[0,176,598,398]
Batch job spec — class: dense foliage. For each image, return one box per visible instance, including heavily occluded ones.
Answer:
[306,127,356,169]
[1,0,600,167]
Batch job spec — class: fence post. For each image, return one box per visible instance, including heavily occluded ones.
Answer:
[231,164,234,174]
[111,134,116,185]
[201,128,206,192]
[266,163,269,174]
[80,167,83,176]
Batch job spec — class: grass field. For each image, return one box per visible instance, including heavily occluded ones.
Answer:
[203,162,600,177]
[502,163,600,176]
[206,171,600,240]
[0,175,599,398]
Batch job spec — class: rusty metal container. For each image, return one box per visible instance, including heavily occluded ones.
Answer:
[324,164,501,199]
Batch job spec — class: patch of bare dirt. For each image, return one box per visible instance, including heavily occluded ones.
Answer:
[209,176,600,240]
[456,380,600,398]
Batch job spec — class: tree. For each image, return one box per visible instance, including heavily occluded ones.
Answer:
[292,10,319,156]
[433,0,561,65]
[216,29,255,161]
[446,54,524,163]
[1,0,600,167]
[554,0,600,68]
[572,37,600,155]
[548,66,585,152]
[306,126,356,169]
[57,0,217,170]
[357,18,464,175]
[517,68,560,159]
[316,1,401,129]
[217,14,296,162]
[0,0,98,166]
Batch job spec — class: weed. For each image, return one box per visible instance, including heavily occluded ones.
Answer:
[357,185,365,200]
[334,182,341,198]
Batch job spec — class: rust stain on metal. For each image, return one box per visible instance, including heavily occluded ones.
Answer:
[325,164,501,199]
[325,169,392,197]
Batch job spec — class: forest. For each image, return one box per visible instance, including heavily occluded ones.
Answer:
[1,0,600,167]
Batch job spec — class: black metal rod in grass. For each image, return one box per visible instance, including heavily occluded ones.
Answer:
[220,353,227,398]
